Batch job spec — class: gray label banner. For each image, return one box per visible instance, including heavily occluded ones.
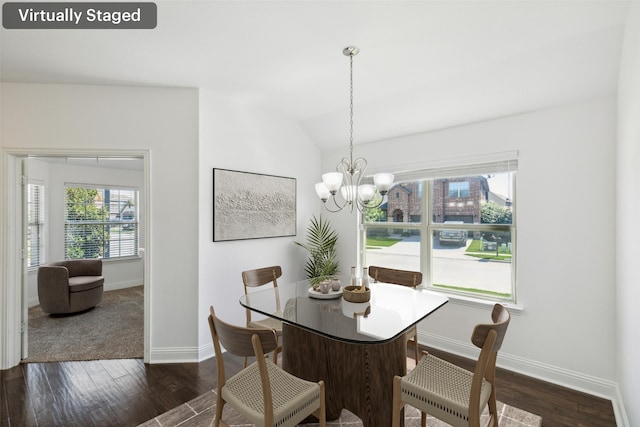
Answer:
[3,2,157,29]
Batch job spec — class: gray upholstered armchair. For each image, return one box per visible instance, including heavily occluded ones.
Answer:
[37,259,104,314]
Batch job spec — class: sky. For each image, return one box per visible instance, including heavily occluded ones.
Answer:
[487,172,512,200]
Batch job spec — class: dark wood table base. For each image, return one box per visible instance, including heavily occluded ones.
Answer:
[282,323,406,427]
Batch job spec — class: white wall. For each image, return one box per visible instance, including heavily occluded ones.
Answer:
[1,79,629,420]
[197,90,322,356]
[1,82,199,365]
[24,158,144,307]
[0,82,323,367]
[617,3,640,426]
[323,97,619,399]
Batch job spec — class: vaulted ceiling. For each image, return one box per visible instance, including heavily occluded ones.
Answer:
[0,1,630,150]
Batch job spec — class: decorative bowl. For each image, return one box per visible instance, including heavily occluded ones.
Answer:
[342,285,371,303]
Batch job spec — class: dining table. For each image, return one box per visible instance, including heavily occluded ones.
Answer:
[239,277,449,427]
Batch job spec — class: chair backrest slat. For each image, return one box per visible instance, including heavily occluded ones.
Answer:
[241,266,283,327]
[242,266,282,289]
[368,265,422,288]
[209,306,279,358]
[471,304,510,352]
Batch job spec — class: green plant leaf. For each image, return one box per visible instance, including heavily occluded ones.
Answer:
[294,215,339,283]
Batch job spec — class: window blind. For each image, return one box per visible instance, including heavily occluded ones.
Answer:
[27,182,45,267]
[365,151,518,184]
[64,185,139,260]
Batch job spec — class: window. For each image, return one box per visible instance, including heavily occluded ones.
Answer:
[27,182,45,268]
[448,181,469,197]
[362,156,517,302]
[64,185,139,260]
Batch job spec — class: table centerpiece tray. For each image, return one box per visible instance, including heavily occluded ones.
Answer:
[307,287,343,299]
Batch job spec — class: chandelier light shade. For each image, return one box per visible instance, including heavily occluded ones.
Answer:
[316,46,394,213]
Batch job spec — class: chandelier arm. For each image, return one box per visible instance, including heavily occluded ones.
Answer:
[337,158,367,180]
[322,187,351,212]
[351,157,368,179]
[337,158,353,176]
[356,196,384,212]
[326,194,356,213]
[321,197,348,213]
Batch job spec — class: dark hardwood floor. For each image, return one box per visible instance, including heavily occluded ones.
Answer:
[1,347,617,427]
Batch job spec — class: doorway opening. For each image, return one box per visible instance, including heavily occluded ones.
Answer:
[2,151,150,366]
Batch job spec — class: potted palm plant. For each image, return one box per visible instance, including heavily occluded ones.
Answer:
[294,215,339,285]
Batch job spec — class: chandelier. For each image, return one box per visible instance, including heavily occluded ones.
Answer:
[315,46,394,213]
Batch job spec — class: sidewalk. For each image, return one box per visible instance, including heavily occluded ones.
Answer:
[365,237,512,295]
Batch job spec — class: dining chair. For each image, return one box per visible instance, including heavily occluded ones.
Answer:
[368,265,423,362]
[241,266,283,367]
[208,306,326,427]
[391,303,511,427]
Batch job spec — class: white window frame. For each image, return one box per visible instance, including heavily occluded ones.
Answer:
[362,153,517,303]
[64,184,139,260]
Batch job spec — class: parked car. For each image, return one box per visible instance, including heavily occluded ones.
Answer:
[438,221,467,246]
[121,209,135,230]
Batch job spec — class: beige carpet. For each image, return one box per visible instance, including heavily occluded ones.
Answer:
[24,286,144,363]
[138,389,542,427]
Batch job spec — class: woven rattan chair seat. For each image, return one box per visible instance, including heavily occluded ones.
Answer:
[222,359,322,427]
[400,353,492,426]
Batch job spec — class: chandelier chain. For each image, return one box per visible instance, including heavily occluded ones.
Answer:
[349,53,354,171]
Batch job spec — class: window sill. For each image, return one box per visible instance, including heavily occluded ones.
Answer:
[102,255,142,264]
[430,290,524,314]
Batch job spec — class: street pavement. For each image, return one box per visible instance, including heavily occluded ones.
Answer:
[365,237,512,295]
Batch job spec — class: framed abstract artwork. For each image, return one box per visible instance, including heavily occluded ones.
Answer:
[213,168,297,241]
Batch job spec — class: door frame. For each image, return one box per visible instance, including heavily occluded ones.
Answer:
[1,148,151,369]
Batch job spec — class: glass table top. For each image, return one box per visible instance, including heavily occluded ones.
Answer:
[239,278,449,343]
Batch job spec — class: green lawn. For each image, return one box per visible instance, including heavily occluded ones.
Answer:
[465,239,512,261]
[465,253,512,261]
[366,237,402,248]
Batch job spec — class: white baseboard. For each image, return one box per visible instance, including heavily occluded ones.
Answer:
[28,295,40,308]
[198,342,214,362]
[421,331,627,426]
[148,346,201,364]
[151,342,227,365]
[612,386,630,427]
[104,280,143,292]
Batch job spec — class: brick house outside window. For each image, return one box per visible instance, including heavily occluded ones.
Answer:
[384,176,490,224]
